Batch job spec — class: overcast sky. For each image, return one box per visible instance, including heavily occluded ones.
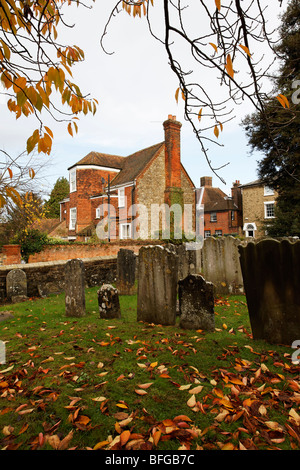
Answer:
[0,0,289,197]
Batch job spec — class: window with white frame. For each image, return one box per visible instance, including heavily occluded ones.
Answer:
[96,207,101,219]
[215,230,222,237]
[69,208,77,230]
[118,188,125,207]
[264,202,275,218]
[204,230,211,238]
[210,212,217,222]
[120,223,131,239]
[264,185,274,196]
[69,169,76,193]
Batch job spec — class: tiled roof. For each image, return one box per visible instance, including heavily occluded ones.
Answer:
[68,143,164,187]
[110,142,164,187]
[68,151,125,170]
[202,187,236,212]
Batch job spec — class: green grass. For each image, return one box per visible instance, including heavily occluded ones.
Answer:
[0,288,299,450]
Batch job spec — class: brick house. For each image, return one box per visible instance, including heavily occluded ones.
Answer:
[196,176,243,238]
[60,116,196,241]
[240,180,278,237]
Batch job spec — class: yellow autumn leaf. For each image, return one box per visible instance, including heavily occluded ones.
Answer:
[93,440,109,450]
[91,396,107,402]
[214,125,219,138]
[135,389,147,395]
[198,108,203,122]
[175,87,180,103]
[215,0,221,11]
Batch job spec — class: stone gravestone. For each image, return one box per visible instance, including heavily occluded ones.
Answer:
[6,269,27,303]
[238,238,300,345]
[178,274,215,331]
[137,245,178,325]
[98,284,121,319]
[116,249,136,295]
[65,259,86,317]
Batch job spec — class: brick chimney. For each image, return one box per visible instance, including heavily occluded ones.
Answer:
[231,180,242,209]
[163,115,182,192]
[200,176,212,187]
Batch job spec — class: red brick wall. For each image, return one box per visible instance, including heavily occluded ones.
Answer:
[2,245,22,265]
[27,239,165,263]
[204,211,240,236]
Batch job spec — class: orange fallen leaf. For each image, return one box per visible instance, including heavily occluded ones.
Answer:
[120,430,131,446]
[153,430,161,446]
[94,440,109,450]
[137,382,153,389]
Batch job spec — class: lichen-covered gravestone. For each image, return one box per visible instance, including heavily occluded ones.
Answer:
[98,284,121,319]
[238,238,300,345]
[116,249,136,295]
[65,259,86,317]
[6,269,27,303]
[137,245,178,325]
[178,274,215,331]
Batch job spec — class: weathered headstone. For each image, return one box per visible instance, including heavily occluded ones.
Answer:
[65,259,86,317]
[98,284,121,319]
[137,245,178,325]
[116,249,136,295]
[201,236,243,295]
[238,238,300,345]
[6,269,27,303]
[178,274,215,331]
[165,243,197,280]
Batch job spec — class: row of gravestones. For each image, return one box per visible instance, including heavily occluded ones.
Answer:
[65,240,300,346]
[64,246,215,331]
[5,239,300,345]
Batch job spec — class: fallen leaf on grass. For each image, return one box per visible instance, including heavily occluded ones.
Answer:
[120,430,131,446]
[179,384,192,391]
[189,385,203,394]
[91,396,107,402]
[137,382,153,389]
[46,430,74,450]
[187,394,196,408]
[135,389,147,395]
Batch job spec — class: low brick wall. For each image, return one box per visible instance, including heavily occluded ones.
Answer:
[28,239,164,263]
[0,257,117,304]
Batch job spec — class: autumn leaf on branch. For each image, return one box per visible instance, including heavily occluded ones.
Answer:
[0,0,98,158]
